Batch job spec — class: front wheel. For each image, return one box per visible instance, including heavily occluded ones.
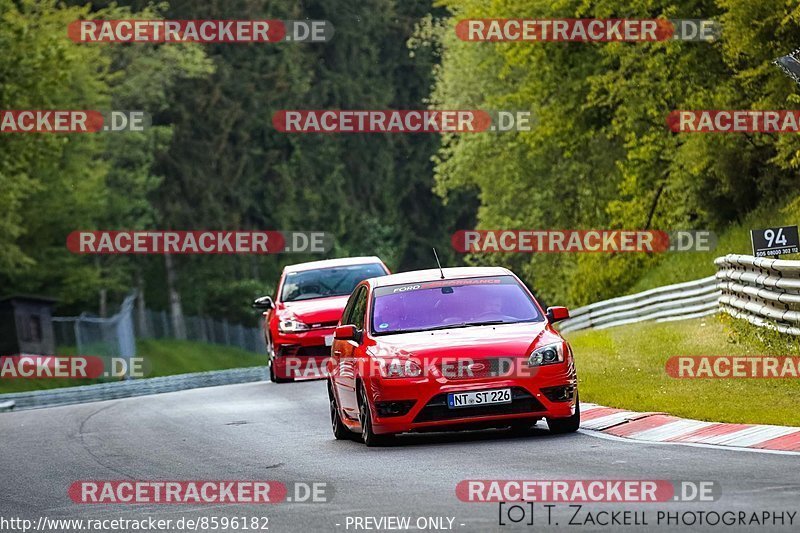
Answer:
[329,381,354,440]
[269,361,291,384]
[546,395,580,434]
[358,383,393,447]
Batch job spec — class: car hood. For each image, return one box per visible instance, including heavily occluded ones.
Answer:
[279,295,350,325]
[369,321,556,360]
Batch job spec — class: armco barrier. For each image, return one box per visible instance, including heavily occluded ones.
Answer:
[559,275,720,333]
[715,254,800,336]
[0,367,268,411]
[560,254,800,335]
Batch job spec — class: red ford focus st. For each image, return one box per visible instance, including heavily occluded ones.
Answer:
[253,257,389,383]
[328,266,578,446]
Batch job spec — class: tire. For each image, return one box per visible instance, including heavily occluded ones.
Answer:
[269,361,291,384]
[358,383,392,447]
[329,381,354,440]
[546,395,580,434]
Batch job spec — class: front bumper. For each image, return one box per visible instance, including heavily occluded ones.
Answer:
[365,362,577,434]
[271,328,335,380]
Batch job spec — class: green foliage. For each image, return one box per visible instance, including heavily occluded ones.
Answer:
[4,0,466,320]
[428,0,800,306]
[7,0,800,322]
[630,198,800,292]
[720,313,800,356]
[146,0,471,317]
[0,0,110,278]
[0,0,213,313]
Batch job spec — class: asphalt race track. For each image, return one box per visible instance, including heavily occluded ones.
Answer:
[1,379,799,533]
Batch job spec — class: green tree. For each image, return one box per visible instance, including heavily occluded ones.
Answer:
[1,0,212,318]
[428,0,800,305]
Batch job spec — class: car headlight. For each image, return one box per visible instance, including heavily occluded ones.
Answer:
[377,358,423,379]
[278,318,310,333]
[527,342,565,367]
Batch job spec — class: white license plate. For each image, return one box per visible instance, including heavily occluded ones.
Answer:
[448,388,511,409]
[324,335,334,346]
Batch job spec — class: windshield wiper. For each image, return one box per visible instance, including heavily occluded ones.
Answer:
[431,320,508,329]
[379,320,509,335]
[462,320,507,327]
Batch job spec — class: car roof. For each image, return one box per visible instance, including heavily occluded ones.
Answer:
[370,266,512,288]
[283,256,384,273]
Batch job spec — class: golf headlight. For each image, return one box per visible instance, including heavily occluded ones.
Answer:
[527,342,565,367]
[378,358,422,379]
[278,318,310,333]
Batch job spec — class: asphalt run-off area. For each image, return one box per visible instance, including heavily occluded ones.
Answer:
[1,379,799,532]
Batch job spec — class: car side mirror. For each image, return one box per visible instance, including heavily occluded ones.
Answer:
[546,306,570,323]
[334,324,361,342]
[252,296,274,310]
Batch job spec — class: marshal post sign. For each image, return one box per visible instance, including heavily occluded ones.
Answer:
[750,225,800,257]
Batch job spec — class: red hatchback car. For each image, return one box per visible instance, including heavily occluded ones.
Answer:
[328,266,578,446]
[253,257,389,382]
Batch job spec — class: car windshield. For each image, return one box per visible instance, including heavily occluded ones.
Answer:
[281,263,387,302]
[371,275,543,335]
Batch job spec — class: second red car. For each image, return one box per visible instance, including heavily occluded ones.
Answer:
[254,256,390,382]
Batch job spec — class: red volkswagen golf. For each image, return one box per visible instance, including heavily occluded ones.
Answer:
[328,267,578,446]
[253,257,389,382]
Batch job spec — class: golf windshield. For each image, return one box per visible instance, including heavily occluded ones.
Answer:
[371,276,543,335]
[281,263,386,302]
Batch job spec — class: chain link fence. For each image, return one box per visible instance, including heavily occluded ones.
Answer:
[135,309,266,354]
[53,294,266,358]
[52,294,137,358]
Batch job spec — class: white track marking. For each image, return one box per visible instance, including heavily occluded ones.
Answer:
[578,429,800,456]
[626,419,714,441]
[581,411,641,430]
[700,425,800,447]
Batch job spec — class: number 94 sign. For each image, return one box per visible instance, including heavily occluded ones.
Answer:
[750,225,800,258]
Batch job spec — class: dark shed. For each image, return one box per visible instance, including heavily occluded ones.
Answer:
[0,295,57,356]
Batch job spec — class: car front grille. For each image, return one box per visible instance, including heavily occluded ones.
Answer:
[276,344,330,358]
[435,357,515,380]
[412,387,545,423]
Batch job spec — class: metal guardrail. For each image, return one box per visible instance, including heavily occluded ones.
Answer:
[560,254,800,335]
[715,254,800,335]
[559,275,720,333]
[0,367,268,411]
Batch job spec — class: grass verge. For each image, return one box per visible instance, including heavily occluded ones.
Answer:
[565,314,800,426]
[0,339,263,394]
[629,199,800,293]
